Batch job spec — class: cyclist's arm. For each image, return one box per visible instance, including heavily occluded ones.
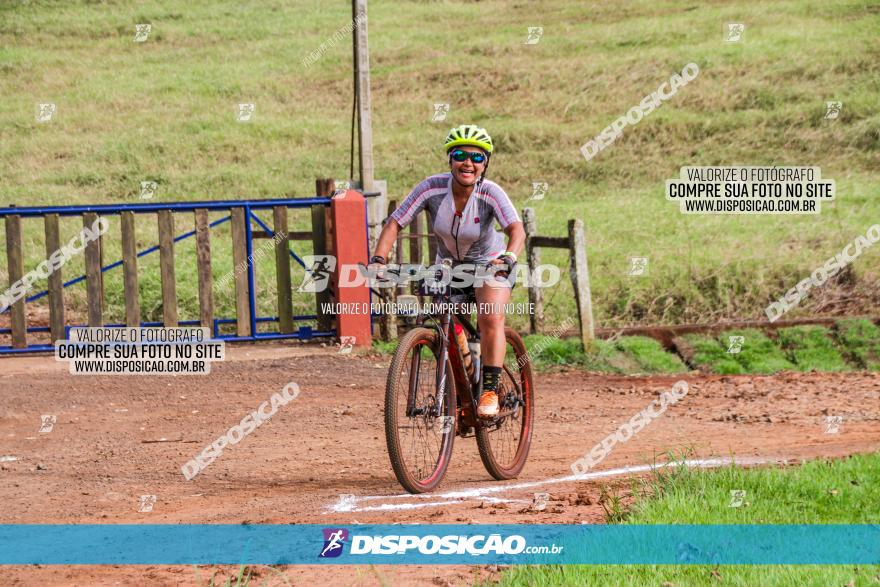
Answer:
[488,221,525,266]
[502,221,525,258]
[482,181,524,261]
[372,219,401,261]
[373,177,436,261]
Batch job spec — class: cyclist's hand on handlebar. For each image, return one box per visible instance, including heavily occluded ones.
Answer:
[368,255,388,280]
[488,254,516,280]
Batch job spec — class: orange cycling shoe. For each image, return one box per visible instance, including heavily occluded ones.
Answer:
[477,391,499,418]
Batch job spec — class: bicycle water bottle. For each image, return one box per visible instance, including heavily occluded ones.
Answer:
[454,323,474,377]
[468,338,481,384]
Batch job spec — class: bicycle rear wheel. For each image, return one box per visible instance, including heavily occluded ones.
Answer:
[385,327,456,493]
[476,327,534,480]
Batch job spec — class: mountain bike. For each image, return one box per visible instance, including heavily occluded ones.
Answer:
[382,263,534,494]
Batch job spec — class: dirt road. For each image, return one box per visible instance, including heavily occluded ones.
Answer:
[1,343,878,585]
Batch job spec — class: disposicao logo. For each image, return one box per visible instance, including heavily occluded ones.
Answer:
[319,528,349,558]
[317,529,535,557]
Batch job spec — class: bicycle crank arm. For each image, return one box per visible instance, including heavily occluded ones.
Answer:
[475,409,516,427]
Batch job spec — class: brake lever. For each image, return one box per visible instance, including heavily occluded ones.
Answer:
[358,261,400,282]
[357,262,402,300]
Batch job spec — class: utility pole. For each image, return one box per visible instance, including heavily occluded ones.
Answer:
[352,0,386,248]
[353,0,373,191]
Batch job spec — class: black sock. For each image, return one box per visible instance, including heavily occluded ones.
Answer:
[482,366,502,394]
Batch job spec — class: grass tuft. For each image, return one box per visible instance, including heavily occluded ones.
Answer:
[497,452,880,586]
[720,329,794,374]
[614,336,687,374]
[776,325,851,372]
[834,318,880,371]
[677,334,745,374]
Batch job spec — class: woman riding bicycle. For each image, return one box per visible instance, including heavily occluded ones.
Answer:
[369,124,525,419]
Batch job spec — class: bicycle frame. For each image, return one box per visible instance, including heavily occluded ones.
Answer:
[403,300,484,432]
[381,262,507,432]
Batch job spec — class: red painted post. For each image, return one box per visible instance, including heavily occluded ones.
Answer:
[331,189,372,347]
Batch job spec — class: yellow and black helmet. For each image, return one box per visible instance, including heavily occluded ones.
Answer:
[444,124,494,154]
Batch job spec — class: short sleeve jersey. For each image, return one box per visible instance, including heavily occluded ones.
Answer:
[389,173,520,264]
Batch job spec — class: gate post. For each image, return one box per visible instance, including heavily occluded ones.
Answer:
[331,190,372,347]
[568,219,595,350]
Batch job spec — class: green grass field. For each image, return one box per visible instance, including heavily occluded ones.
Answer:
[515,318,880,374]
[679,332,747,374]
[1,0,878,332]
[374,316,880,374]
[835,317,880,370]
[497,452,880,586]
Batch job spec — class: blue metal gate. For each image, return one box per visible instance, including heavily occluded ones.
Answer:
[0,197,335,354]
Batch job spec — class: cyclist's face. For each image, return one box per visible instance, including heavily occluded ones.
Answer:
[449,146,486,187]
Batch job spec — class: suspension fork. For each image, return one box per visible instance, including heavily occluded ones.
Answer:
[433,312,452,417]
[405,316,450,418]
[406,342,421,418]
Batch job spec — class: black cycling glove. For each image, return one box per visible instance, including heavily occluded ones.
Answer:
[492,254,517,280]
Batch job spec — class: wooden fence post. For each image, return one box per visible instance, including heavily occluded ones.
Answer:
[313,179,334,332]
[567,219,595,349]
[230,207,251,337]
[157,210,178,327]
[368,179,387,252]
[120,211,140,328]
[44,214,65,342]
[273,205,293,334]
[83,213,103,327]
[194,209,213,331]
[378,201,398,341]
[523,208,544,334]
[4,215,27,348]
[394,202,405,303]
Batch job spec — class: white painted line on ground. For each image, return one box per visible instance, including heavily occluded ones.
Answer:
[347,495,530,514]
[325,456,787,513]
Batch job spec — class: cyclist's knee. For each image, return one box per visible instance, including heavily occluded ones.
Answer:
[478,310,505,331]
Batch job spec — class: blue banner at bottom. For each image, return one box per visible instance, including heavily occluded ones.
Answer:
[0,525,877,565]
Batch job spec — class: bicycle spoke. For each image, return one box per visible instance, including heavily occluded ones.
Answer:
[481,340,527,471]
[394,337,449,485]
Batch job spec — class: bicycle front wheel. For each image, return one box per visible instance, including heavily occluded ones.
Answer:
[476,327,534,480]
[384,327,456,493]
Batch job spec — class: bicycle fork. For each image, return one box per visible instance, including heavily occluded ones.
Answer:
[433,313,452,418]
[404,314,452,419]
[405,313,482,423]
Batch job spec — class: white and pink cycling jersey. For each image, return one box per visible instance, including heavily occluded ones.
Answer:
[389,172,520,264]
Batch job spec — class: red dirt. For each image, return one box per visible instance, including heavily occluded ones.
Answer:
[1,343,878,585]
